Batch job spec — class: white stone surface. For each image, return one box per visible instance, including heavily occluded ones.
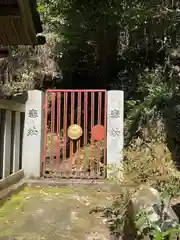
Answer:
[3,110,12,178]
[107,90,124,178]
[22,90,44,178]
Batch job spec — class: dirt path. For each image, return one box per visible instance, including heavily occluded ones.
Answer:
[0,186,118,240]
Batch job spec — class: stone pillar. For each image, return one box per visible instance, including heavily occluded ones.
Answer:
[22,90,44,178]
[3,110,12,178]
[13,112,21,173]
[107,90,124,178]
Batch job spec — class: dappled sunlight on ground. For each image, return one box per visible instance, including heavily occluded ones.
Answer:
[0,186,118,240]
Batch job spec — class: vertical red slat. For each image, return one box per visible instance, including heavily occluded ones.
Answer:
[90,92,95,175]
[70,92,75,166]
[103,91,107,177]
[63,92,68,167]
[97,92,102,174]
[84,92,88,177]
[77,92,81,167]
[50,93,55,165]
[42,92,48,172]
[57,92,61,166]
[98,92,102,124]
[84,92,88,146]
[77,92,81,125]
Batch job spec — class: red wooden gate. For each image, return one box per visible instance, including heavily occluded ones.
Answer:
[42,89,107,178]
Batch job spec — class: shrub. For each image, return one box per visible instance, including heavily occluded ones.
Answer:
[91,136,180,239]
[123,139,180,197]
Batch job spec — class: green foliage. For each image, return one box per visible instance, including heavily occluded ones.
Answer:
[36,0,180,90]
[123,139,180,196]
[135,191,180,240]
[90,187,134,237]
[91,140,180,238]
[135,196,180,240]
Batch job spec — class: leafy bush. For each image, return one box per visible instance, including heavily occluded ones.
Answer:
[135,194,180,240]
[123,140,180,196]
[91,137,180,238]
[123,132,180,201]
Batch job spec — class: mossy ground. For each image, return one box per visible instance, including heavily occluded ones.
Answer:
[0,186,119,240]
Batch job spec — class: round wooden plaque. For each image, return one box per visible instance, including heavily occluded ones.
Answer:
[67,124,83,140]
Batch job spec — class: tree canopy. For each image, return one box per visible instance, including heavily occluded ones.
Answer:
[36,0,180,91]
